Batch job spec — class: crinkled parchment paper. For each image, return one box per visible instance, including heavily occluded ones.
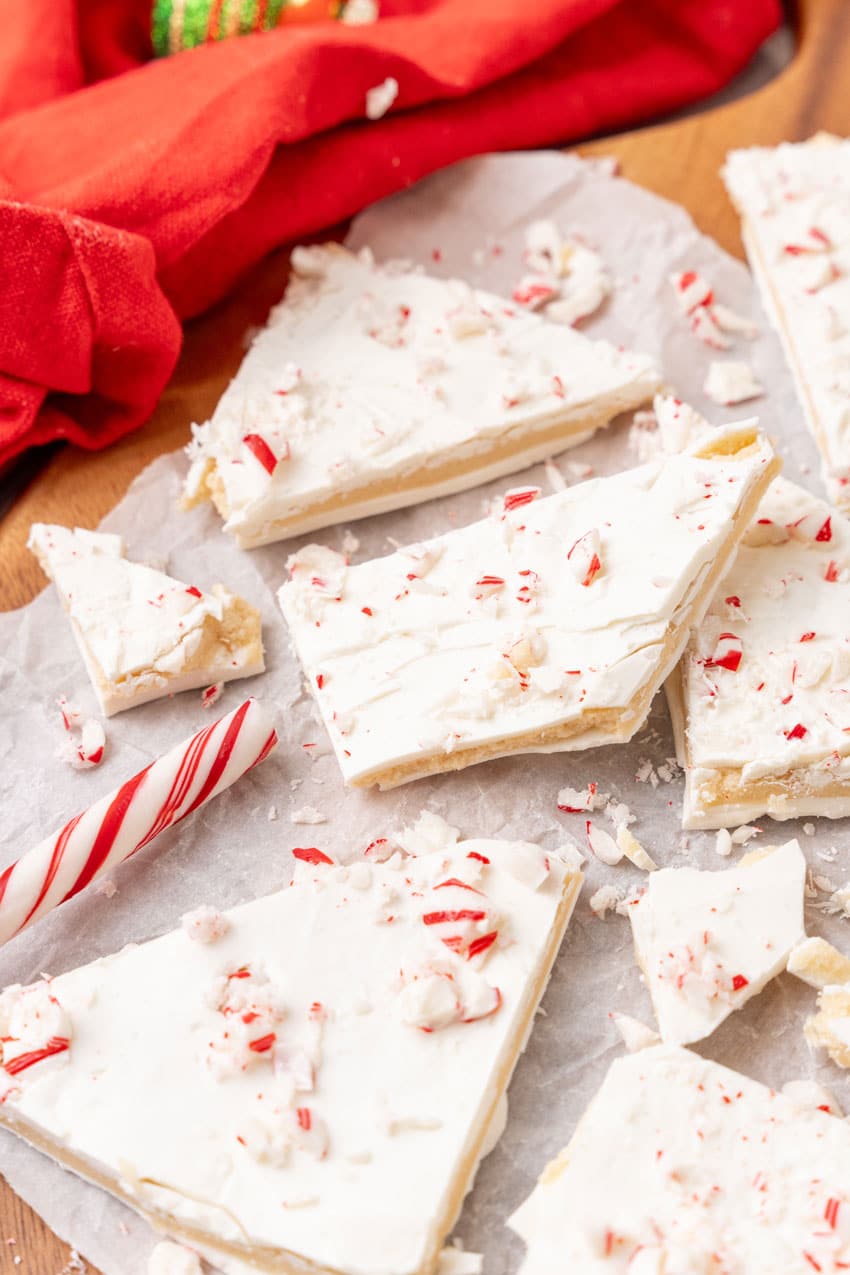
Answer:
[0,152,848,1275]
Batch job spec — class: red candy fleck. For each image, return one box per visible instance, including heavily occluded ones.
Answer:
[725,596,741,608]
[467,931,498,960]
[292,847,334,866]
[731,974,749,992]
[296,1107,312,1131]
[4,1036,71,1076]
[502,487,541,513]
[825,560,841,582]
[800,632,816,642]
[826,1198,841,1230]
[705,633,743,673]
[817,517,833,542]
[784,724,808,741]
[361,607,373,616]
[242,434,278,475]
[467,851,490,864]
[185,586,203,599]
[248,1033,276,1054]
[422,908,488,926]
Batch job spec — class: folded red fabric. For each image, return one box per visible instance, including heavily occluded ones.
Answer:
[0,0,780,467]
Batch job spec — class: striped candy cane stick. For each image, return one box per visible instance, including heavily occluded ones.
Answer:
[0,699,277,946]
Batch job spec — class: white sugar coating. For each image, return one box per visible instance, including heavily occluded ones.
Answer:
[183,243,660,548]
[510,1044,850,1272]
[703,360,764,405]
[0,818,583,1275]
[723,136,850,508]
[670,478,850,828]
[629,840,806,1045]
[27,525,264,717]
[279,423,778,788]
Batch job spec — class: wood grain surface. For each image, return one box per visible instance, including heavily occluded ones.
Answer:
[2,0,849,1269]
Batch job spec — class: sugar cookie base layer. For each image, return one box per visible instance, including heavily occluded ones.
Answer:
[182,244,661,548]
[28,525,264,716]
[509,1044,850,1272]
[629,840,805,1044]
[279,423,778,788]
[723,135,850,509]
[0,816,583,1275]
[668,478,850,828]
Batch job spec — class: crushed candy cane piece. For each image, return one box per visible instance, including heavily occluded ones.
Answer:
[557,783,607,814]
[201,682,224,709]
[567,528,602,587]
[57,703,106,770]
[182,906,230,944]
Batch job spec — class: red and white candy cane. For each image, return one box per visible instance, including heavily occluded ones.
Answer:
[0,699,277,946]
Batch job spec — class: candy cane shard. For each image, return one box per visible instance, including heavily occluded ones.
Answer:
[628,840,806,1045]
[723,135,850,510]
[509,1044,850,1272]
[0,700,277,947]
[182,243,661,548]
[28,525,264,716]
[668,478,850,829]
[278,422,779,788]
[0,815,583,1275]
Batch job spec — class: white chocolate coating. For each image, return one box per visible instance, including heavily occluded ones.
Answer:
[629,841,806,1045]
[670,478,850,828]
[183,244,660,547]
[723,137,850,507]
[510,1044,850,1272]
[0,819,583,1275]
[278,424,778,788]
[28,525,264,716]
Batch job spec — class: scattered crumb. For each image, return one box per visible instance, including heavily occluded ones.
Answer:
[565,460,593,482]
[437,1246,483,1275]
[147,1243,202,1275]
[544,457,567,493]
[365,76,398,120]
[201,683,223,709]
[290,806,328,825]
[341,529,360,556]
[589,885,623,918]
[803,822,816,836]
[557,783,608,813]
[703,360,764,406]
[611,1012,660,1052]
[182,905,230,944]
[94,879,118,899]
[616,826,657,872]
[57,703,106,771]
[585,820,624,866]
[731,824,760,845]
[267,805,279,822]
[715,828,733,857]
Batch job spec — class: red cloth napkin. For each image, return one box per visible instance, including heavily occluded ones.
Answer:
[0,0,780,467]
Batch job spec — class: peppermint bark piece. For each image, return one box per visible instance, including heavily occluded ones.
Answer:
[669,478,850,828]
[278,422,779,789]
[28,524,264,716]
[0,816,583,1275]
[629,840,806,1045]
[723,135,850,508]
[182,244,661,548]
[510,1044,850,1273]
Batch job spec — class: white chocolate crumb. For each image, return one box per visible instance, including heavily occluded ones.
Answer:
[802,822,816,836]
[616,826,657,872]
[715,828,734,857]
[589,885,623,918]
[267,805,279,821]
[731,824,760,845]
[611,1012,660,1052]
[290,806,328,825]
[703,360,764,405]
[94,879,118,899]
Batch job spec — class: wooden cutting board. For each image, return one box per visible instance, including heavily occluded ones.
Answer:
[2,0,849,1269]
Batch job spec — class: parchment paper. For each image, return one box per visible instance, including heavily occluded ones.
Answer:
[1,152,848,1275]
